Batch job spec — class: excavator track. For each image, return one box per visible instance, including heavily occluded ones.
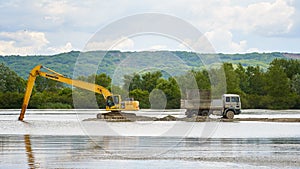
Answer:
[96,111,137,121]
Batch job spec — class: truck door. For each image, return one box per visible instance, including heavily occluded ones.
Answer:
[231,96,240,109]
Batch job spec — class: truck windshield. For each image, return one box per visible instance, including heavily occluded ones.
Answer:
[231,97,239,102]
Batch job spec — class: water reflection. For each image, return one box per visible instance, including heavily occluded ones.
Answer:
[0,135,299,168]
[101,136,139,150]
[24,135,38,169]
[91,136,178,158]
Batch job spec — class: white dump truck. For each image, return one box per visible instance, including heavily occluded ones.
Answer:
[181,90,241,119]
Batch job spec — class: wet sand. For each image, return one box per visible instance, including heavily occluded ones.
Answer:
[84,114,300,122]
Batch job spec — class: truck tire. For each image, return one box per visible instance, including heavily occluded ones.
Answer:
[225,110,234,119]
[186,110,193,118]
[200,110,209,116]
[97,113,102,119]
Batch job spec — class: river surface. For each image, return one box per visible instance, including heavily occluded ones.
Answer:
[0,109,300,168]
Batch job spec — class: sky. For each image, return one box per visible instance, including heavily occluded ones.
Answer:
[0,0,299,55]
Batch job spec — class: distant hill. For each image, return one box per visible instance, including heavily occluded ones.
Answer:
[0,51,296,83]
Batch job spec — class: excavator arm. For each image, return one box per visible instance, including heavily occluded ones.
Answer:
[18,65,115,121]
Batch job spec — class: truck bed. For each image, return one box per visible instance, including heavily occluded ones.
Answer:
[180,99,223,110]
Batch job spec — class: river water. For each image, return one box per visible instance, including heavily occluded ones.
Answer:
[0,109,300,168]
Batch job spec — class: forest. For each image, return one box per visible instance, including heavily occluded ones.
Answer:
[0,51,291,80]
[0,57,300,110]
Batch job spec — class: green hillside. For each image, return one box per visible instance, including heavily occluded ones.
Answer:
[0,51,293,81]
[1,52,300,110]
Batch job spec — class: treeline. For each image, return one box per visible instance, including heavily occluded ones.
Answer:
[224,59,300,109]
[1,58,300,109]
[123,58,300,109]
[0,63,73,109]
[1,51,289,81]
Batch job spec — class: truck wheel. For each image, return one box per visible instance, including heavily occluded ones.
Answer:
[200,110,209,116]
[186,110,193,118]
[225,110,234,119]
[97,113,102,119]
[186,112,192,118]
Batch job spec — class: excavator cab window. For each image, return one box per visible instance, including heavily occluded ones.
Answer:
[106,96,115,107]
[113,95,120,104]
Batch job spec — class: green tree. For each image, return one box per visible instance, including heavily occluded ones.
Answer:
[265,65,290,98]
[246,66,265,95]
[223,63,242,94]
[208,67,227,98]
[58,88,73,107]
[175,71,199,99]
[235,63,249,92]
[129,89,150,108]
[149,88,167,109]
[123,73,142,91]
[141,71,162,92]
[123,71,162,96]
[29,92,47,108]
[94,73,111,87]
[0,92,24,108]
[111,85,128,100]
[270,59,300,79]
[192,70,211,90]
[291,74,300,108]
[0,63,25,93]
[28,89,73,109]
[35,76,64,92]
[264,64,295,109]
[234,64,250,108]
[155,77,181,109]
[292,74,300,95]
[72,89,100,109]
[77,73,111,87]
[75,73,112,108]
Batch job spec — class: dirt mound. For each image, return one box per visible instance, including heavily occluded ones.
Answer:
[155,115,177,121]
[84,114,300,123]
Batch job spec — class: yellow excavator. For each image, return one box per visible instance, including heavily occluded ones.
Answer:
[18,65,139,121]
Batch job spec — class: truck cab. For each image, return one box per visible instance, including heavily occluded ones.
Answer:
[222,94,241,118]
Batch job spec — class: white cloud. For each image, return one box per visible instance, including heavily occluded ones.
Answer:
[85,37,134,51]
[34,1,131,29]
[236,0,295,35]
[185,0,295,52]
[47,42,73,53]
[246,48,260,53]
[148,45,168,51]
[184,0,295,36]
[176,36,215,53]
[0,0,298,54]
[0,31,49,55]
[0,30,76,55]
[205,29,247,53]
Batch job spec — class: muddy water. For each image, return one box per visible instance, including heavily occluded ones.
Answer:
[1,109,300,168]
[0,135,299,168]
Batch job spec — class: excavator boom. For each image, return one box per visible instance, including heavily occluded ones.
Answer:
[19,65,42,120]
[18,65,138,121]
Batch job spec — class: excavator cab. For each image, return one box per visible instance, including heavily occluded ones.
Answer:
[112,95,120,105]
[101,94,138,120]
[105,95,139,111]
[106,96,115,107]
[106,95,122,110]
